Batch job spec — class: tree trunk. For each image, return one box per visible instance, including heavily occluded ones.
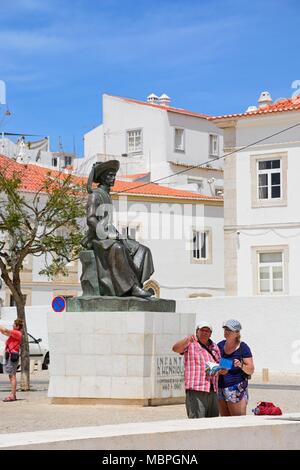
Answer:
[15,301,30,391]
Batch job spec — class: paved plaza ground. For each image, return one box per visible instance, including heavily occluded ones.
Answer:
[0,371,300,434]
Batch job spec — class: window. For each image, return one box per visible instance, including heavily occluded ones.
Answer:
[120,225,140,240]
[209,134,219,157]
[52,157,58,167]
[258,251,283,294]
[191,228,212,264]
[258,159,281,200]
[127,129,142,154]
[64,156,73,167]
[174,128,185,152]
[215,188,224,197]
[251,153,287,208]
[192,230,208,260]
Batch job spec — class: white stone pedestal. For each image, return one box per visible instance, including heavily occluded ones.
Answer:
[47,310,196,405]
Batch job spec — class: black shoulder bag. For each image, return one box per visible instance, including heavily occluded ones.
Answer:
[5,345,19,363]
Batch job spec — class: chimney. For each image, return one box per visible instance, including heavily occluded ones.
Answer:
[159,93,171,107]
[147,93,159,104]
[258,91,272,108]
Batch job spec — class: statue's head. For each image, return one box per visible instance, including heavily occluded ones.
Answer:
[99,169,117,187]
[87,160,120,193]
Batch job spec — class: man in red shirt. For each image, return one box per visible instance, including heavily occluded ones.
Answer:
[0,319,23,402]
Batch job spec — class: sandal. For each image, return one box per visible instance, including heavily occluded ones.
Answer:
[3,395,16,402]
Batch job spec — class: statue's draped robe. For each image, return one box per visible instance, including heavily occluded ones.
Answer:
[83,187,154,296]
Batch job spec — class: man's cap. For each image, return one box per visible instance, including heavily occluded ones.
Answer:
[223,319,242,332]
[196,321,213,332]
[93,160,120,182]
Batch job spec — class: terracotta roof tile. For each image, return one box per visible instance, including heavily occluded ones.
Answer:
[108,93,300,123]
[0,154,222,202]
[210,96,300,121]
[0,154,85,192]
[111,180,222,201]
[108,94,209,119]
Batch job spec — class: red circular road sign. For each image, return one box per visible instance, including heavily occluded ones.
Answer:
[52,296,66,312]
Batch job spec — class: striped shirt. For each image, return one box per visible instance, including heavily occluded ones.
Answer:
[183,339,221,392]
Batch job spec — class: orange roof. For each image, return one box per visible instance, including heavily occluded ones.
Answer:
[108,92,300,123]
[210,96,300,121]
[0,154,85,192]
[108,94,209,119]
[112,180,222,201]
[0,154,222,202]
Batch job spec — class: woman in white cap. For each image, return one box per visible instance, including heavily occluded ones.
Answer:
[217,319,254,416]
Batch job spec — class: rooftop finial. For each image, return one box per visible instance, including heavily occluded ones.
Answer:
[258,91,272,108]
[159,93,171,107]
[147,93,159,104]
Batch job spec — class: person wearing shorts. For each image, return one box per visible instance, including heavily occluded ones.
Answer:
[218,319,254,416]
[0,319,23,402]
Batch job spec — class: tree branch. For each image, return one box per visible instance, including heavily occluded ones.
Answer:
[0,258,22,302]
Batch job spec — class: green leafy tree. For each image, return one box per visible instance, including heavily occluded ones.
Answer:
[0,162,86,390]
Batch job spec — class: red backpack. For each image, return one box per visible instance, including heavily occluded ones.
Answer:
[252,401,282,415]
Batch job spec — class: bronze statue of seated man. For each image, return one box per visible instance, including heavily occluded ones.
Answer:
[81,160,154,298]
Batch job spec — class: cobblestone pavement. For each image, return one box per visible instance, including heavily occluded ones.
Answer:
[0,371,300,434]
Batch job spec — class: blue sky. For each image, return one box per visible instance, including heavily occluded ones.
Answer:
[0,0,300,156]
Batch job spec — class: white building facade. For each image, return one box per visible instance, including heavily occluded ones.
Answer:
[0,135,75,170]
[112,186,224,299]
[0,255,81,308]
[0,191,224,304]
[0,153,224,305]
[212,93,300,296]
[80,94,224,197]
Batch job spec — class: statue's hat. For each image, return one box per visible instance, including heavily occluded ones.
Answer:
[93,160,120,182]
[87,160,120,192]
